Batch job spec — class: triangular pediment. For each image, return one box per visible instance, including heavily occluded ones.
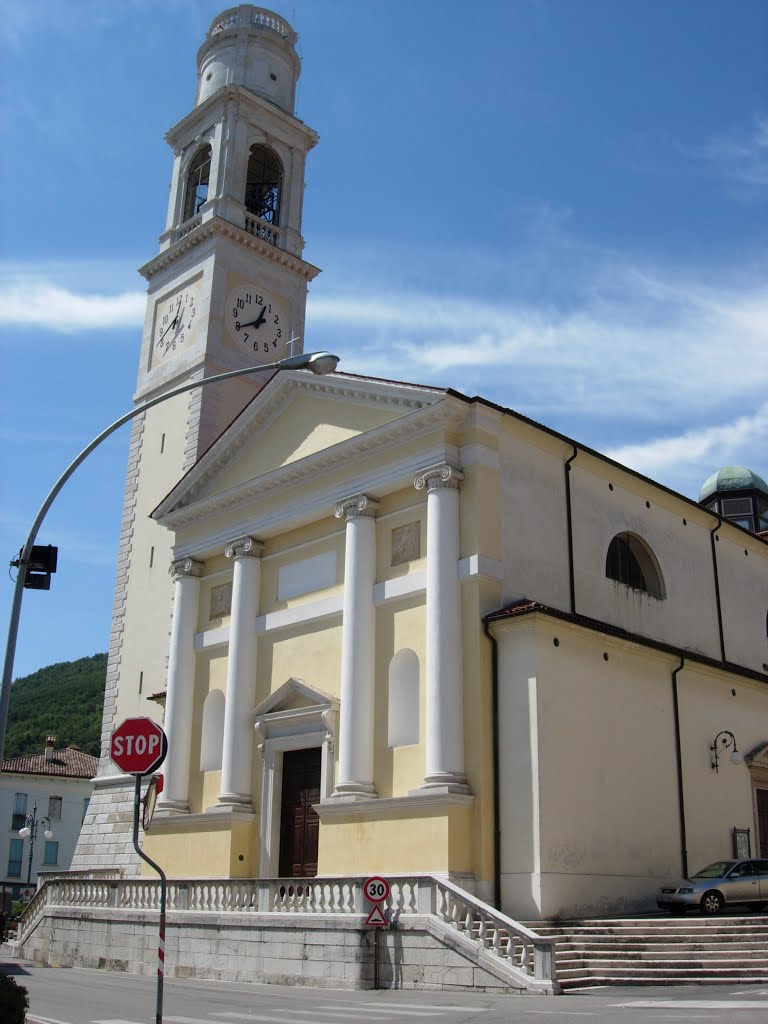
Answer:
[154,371,448,521]
[254,677,337,718]
[745,741,768,769]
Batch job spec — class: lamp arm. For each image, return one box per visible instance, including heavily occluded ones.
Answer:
[0,355,333,765]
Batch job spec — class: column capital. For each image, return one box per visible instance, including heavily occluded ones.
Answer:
[333,493,379,521]
[414,462,464,492]
[224,535,263,559]
[169,557,203,581]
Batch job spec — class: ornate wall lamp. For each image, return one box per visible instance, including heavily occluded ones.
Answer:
[710,730,743,773]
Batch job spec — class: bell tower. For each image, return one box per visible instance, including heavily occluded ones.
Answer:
[71,5,319,874]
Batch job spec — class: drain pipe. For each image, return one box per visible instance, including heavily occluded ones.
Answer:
[483,617,502,911]
[563,446,578,614]
[708,517,726,663]
[670,657,688,880]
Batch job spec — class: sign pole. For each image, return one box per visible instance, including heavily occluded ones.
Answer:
[132,773,166,1024]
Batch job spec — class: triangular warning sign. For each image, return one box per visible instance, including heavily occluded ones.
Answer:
[365,903,388,927]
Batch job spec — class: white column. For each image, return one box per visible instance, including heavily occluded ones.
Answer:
[158,557,203,812]
[332,493,378,799]
[219,536,262,808]
[414,462,469,792]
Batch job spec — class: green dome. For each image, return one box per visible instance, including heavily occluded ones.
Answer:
[698,465,768,503]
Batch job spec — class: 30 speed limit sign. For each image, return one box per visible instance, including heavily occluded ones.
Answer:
[363,876,390,903]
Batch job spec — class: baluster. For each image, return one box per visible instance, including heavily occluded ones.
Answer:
[477,915,488,947]
[492,924,502,956]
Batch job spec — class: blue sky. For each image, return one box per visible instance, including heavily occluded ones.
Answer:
[1,0,766,680]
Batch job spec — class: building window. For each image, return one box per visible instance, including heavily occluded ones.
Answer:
[11,793,28,832]
[82,797,90,823]
[387,649,420,747]
[183,145,212,221]
[244,145,282,224]
[7,838,23,877]
[606,532,665,599]
[43,841,59,866]
[48,796,62,820]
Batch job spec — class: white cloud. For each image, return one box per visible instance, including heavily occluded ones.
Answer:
[606,403,768,483]
[309,266,768,424]
[690,115,768,188]
[0,278,145,332]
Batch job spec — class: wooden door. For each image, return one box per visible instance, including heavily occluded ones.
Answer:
[279,747,321,877]
[758,789,768,858]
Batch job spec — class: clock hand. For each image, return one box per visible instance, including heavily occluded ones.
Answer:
[239,305,268,330]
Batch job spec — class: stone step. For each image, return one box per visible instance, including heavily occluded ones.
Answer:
[555,947,768,961]
[557,964,768,982]
[557,957,768,972]
[559,973,768,990]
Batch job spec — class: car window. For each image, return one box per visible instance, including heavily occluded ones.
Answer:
[729,862,756,877]
[692,861,736,879]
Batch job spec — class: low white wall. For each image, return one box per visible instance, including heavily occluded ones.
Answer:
[18,907,523,993]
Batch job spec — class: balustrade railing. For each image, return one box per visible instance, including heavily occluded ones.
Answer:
[15,873,556,986]
[244,214,280,246]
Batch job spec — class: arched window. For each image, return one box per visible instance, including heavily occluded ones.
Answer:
[387,649,420,748]
[183,145,212,222]
[606,532,665,599]
[245,144,282,224]
[200,690,225,772]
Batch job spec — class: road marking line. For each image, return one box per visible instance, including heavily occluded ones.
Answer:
[613,1001,768,1010]
[28,1017,74,1024]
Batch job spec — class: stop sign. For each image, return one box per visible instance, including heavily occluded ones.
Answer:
[110,717,167,775]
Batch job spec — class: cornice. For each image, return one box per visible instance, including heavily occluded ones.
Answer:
[165,84,317,152]
[139,214,321,282]
[315,791,474,820]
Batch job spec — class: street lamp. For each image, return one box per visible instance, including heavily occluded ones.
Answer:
[18,803,54,886]
[0,351,340,763]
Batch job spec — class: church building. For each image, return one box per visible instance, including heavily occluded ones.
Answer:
[72,5,768,922]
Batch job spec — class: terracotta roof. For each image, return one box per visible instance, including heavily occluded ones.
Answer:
[2,746,98,779]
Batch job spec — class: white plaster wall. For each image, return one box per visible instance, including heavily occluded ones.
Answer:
[499,431,570,609]
[0,774,93,889]
[569,462,722,659]
[714,529,768,673]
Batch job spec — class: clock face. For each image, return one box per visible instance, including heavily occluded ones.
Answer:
[226,284,284,356]
[153,284,200,360]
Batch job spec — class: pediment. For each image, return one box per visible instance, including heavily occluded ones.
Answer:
[745,741,768,770]
[154,371,446,521]
[254,677,337,718]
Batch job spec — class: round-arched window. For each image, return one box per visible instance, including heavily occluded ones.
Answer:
[183,145,212,222]
[605,532,665,599]
[245,145,282,224]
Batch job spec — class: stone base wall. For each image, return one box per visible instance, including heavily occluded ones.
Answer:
[69,776,140,875]
[19,907,524,993]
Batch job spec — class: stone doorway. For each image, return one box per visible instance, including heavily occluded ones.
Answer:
[278,747,321,877]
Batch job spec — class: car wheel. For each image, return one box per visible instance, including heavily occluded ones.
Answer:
[667,904,686,917]
[700,890,723,916]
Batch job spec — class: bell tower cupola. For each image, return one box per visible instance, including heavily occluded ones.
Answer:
[196,5,300,112]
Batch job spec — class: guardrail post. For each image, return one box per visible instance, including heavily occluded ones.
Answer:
[109,882,120,909]
[176,883,188,911]
[533,939,554,982]
[257,881,271,913]
[352,879,364,914]
[416,877,436,915]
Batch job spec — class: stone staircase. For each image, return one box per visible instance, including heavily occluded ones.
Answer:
[531,914,768,990]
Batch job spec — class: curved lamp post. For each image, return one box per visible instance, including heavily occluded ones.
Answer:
[0,351,340,764]
[19,803,54,886]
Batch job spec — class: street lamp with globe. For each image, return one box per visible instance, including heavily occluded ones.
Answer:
[18,804,54,886]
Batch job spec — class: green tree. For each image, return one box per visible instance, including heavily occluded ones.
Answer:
[5,653,107,759]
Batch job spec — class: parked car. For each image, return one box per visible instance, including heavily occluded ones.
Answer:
[657,859,768,916]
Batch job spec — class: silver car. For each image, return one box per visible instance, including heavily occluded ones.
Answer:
[657,858,768,916]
